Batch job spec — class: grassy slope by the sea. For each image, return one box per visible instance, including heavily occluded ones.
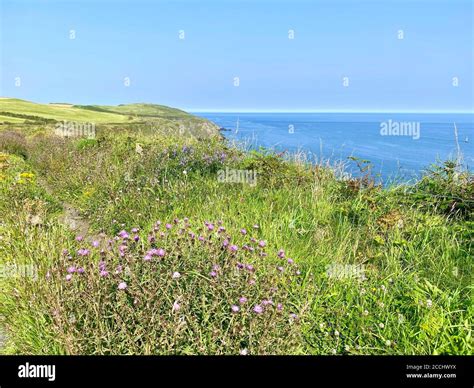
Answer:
[0,99,472,355]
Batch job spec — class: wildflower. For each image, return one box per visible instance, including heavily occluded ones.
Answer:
[334,330,340,337]
[92,240,99,248]
[172,301,180,312]
[100,270,109,277]
[277,266,284,272]
[133,235,139,242]
[157,248,165,257]
[198,236,205,242]
[385,340,391,347]
[144,254,152,262]
[165,224,172,230]
[246,264,255,272]
[114,265,122,274]
[209,271,218,278]
[189,232,195,239]
[67,266,76,273]
[290,313,298,319]
[253,224,259,229]
[131,228,139,233]
[236,262,244,269]
[46,271,51,280]
[379,323,385,329]
[65,274,72,281]
[239,348,248,356]
[240,228,247,235]
[258,240,266,248]
[75,235,83,242]
[172,272,181,279]
[62,249,69,256]
[207,223,215,231]
[118,282,127,290]
[99,261,106,271]
[231,305,240,313]
[118,230,129,239]
[331,349,337,355]
[287,258,294,265]
[426,299,433,308]
[77,248,90,256]
[253,305,263,314]
[239,297,248,304]
[262,299,273,306]
[222,239,229,247]
[277,249,285,258]
[148,235,155,243]
[363,310,369,316]
[277,303,283,311]
[249,279,256,285]
[229,245,238,252]
[212,264,220,271]
[218,226,225,233]
[295,270,301,275]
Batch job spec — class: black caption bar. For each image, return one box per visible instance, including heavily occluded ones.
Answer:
[0,356,472,387]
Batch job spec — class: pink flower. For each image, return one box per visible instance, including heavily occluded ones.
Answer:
[157,248,165,257]
[77,248,90,256]
[65,274,72,281]
[165,223,172,230]
[100,270,109,277]
[240,228,247,235]
[277,266,284,272]
[131,228,139,233]
[229,245,238,252]
[287,258,294,264]
[118,282,127,290]
[118,230,129,239]
[75,235,83,242]
[258,240,266,247]
[67,266,76,273]
[209,271,218,278]
[239,297,248,304]
[277,303,283,311]
[253,305,263,314]
[231,305,240,313]
[172,272,181,279]
[92,240,99,248]
[277,249,285,258]
[172,301,180,312]
[207,224,215,231]
[144,254,152,262]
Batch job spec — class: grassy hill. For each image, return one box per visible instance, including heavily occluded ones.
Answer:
[0,98,220,138]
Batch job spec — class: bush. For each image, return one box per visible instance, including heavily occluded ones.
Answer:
[0,131,28,159]
[42,218,302,354]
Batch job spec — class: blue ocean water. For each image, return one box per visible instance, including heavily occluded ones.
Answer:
[196,112,473,183]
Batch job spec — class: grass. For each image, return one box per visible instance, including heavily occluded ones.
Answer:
[0,102,472,355]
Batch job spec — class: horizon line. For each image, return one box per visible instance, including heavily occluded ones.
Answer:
[186,109,474,114]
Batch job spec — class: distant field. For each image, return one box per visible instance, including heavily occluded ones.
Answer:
[0,98,208,124]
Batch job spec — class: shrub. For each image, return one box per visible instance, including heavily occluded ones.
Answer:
[0,131,28,159]
[43,219,302,354]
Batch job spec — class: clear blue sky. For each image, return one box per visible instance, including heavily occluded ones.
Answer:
[1,0,472,112]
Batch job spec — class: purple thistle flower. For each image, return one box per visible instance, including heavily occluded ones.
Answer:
[172,271,181,279]
[246,264,255,272]
[239,297,248,304]
[209,271,218,278]
[231,305,240,313]
[99,270,109,277]
[77,248,90,256]
[62,249,69,256]
[67,266,76,274]
[65,274,72,281]
[92,240,99,248]
[222,239,229,247]
[218,226,225,233]
[277,266,284,272]
[144,254,152,262]
[118,281,127,290]
[131,227,139,233]
[165,223,172,230]
[229,245,238,252]
[212,264,220,271]
[236,262,244,269]
[157,248,165,257]
[277,303,283,311]
[207,223,215,231]
[287,258,294,265]
[98,260,106,271]
[189,232,196,239]
[75,235,83,242]
[253,305,263,314]
[258,240,266,247]
[277,249,285,258]
[148,234,155,243]
[240,228,247,235]
[118,230,129,239]
[198,235,205,242]
[133,235,139,242]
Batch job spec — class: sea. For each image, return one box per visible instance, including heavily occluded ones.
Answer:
[195,112,473,184]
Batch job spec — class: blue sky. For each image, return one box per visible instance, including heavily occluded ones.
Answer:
[1,0,472,112]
